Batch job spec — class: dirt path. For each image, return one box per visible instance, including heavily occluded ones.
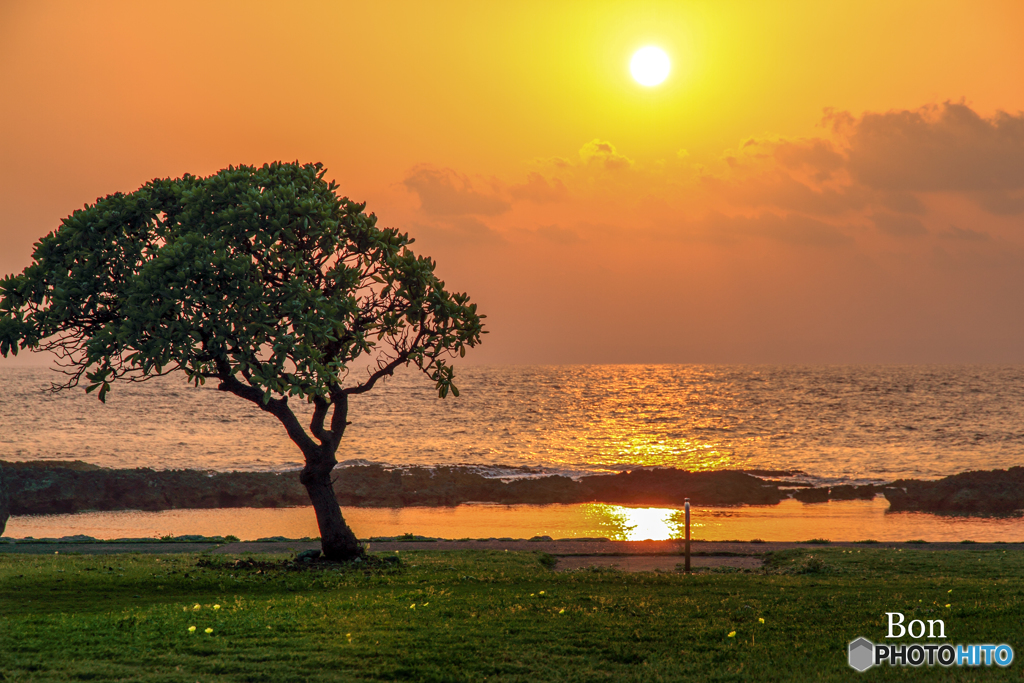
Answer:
[350,539,1023,555]
[4,537,1020,573]
[553,555,764,572]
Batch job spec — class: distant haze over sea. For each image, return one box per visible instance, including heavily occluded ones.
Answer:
[2,365,1022,486]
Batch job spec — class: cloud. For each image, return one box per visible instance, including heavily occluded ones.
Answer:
[707,136,870,217]
[773,138,845,179]
[878,192,927,215]
[698,102,1024,226]
[510,172,567,203]
[402,164,510,216]
[685,212,854,247]
[872,212,928,237]
[578,139,633,171]
[402,102,1023,256]
[534,224,580,244]
[840,102,1024,211]
[413,216,505,247]
[941,225,991,242]
[971,190,1024,216]
[703,169,868,216]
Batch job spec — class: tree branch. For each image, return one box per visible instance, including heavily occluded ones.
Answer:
[343,328,429,396]
[218,374,319,457]
[310,396,331,444]
[343,352,409,396]
[327,391,349,451]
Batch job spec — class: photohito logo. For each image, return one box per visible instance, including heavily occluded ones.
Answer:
[848,638,874,672]
[848,613,1013,671]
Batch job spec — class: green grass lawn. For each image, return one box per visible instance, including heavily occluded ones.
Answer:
[1,547,1022,681]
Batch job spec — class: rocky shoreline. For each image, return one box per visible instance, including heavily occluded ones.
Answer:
[0,464,9,535]
[0,461,782,515]
[883,467,1024,515]
[1,460,1022,518]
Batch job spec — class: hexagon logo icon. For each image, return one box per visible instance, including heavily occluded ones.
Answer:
[848,637,874,672]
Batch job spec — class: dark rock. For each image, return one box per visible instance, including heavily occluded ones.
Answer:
[3,460,789,514]
[330,465,585,507]
[578,469,783,506]
[792,487,830,503]
[0,463,10,536]
[1,460,308,515]
[296,549,321,563]
[333,465,506,507]
[787,484,878,503]
[829,485,877,500]
[884,468,1024,514]
[741,469,806,478]
[501,475,582,504]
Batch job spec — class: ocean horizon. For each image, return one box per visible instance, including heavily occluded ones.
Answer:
[3,364,1022,487]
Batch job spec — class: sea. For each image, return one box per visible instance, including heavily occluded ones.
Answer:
[3,364,1024,542]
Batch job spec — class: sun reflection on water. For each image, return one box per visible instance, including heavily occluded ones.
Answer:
[583,504,686,541]
[579,433,733,473]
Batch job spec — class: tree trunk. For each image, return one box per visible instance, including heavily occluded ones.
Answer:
[300,450,362,561]
[220,376,362,560]
[0,463,9,537]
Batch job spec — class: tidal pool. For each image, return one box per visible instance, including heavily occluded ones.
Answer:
[5,497,1022,543]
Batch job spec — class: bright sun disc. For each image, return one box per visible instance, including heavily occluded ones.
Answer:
[630,46,670,87]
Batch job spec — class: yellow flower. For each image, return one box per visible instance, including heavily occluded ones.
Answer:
[945,604,951,608]
[539,591,545,595]
[213,604,221,610]
[530,593,535,597]
[948,589,953,593]
[728,631,736,638]
[188,626,196,633]
[410,603,416,609]
[559,609,565,614]
[423,602,429,607]
[193,604,201,610]
[205,627,213,634]
[346,633,351,637]
[758,618,765,624]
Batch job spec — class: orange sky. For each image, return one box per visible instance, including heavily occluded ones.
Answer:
[3,1,1024,364]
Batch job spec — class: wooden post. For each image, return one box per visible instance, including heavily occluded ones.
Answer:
[684,497,691,573]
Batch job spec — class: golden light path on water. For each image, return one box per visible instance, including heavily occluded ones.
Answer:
[609,435,732,471]
[8,499,1024,543]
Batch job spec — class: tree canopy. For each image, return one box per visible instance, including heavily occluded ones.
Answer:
[0,162,484,558]
[0,162,482,402]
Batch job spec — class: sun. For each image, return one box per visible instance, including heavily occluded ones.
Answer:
[630,46,670,87]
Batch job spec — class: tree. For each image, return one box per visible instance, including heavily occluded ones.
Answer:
[0,162,484,560]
